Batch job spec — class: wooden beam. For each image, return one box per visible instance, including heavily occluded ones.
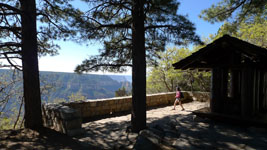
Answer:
[211,67,228,113]
[241,66,254,117]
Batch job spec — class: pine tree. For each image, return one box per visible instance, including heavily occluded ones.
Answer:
[199,0,267,27]
[73,0,201,132]
[0,0,79,130]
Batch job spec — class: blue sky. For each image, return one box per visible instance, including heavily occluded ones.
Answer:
[38,0,223,74]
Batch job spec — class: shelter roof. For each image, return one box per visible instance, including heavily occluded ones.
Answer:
[173,35,267,70]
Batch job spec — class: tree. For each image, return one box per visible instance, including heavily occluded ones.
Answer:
[73,0,201,132]
[147,47,191,93]
[211,16,267,49]
[147,47,211,94]
[0,0,79,129]
[199,0,267,25]
[115,87,128,97]
[68,92,86,101]
[0,70,24,129]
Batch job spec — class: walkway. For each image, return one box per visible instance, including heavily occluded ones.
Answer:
[75,101,267,150]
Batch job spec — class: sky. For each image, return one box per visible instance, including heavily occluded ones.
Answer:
[38,0,223,75]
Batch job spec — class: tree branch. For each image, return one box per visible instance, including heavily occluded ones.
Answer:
[212,0,247,19]
[98,23,131,29]
[3,53,22,71]
[0,42,21,48]
[0,3,21,14]
[13,96,23,129]
[37,12,67,32]
[0,12,19,15]
[0,26,21,31]
[145,25,174,30]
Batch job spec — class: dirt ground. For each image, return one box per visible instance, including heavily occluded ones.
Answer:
[0,128,95,150]
[1,101,267,150]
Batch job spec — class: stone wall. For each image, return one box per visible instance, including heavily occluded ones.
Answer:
[42,91,210,136]
[64,91,210,120]
[42,104,83,136]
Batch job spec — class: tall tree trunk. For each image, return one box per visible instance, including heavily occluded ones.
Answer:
[131,0,146,133]
[20,0,43,129]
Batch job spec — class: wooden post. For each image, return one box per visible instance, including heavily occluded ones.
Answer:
[263,72,267,111]
[255,70,260,113]
[211,67,228,113]
[241,66,254,117]
[259,70,264,112]
[230,70,240,100]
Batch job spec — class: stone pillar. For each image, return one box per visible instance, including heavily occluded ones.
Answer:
[42,103,83,136]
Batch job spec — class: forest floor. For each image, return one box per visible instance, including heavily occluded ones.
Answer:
[1,101,267,150]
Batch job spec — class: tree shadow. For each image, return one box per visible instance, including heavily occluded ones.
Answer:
[148,113,267,150]
[0,127,97,150]
[77,108,267,150]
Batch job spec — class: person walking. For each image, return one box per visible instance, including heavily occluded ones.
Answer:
[172,87,185,111]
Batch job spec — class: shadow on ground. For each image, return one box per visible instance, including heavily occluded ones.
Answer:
[0,127,97,150]
[149,113,267,150]
[77,109,267,150]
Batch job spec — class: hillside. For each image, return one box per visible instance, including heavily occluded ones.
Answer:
[40,72,132,101]
[0,70,132,102]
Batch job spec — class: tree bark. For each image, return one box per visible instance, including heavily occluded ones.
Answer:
[131,0,146,133]
[20,0,43,129]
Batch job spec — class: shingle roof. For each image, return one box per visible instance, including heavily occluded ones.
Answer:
[173,35,267,70]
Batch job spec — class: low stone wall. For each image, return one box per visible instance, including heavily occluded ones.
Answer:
[42,104,83,136]
[42,91,210,136]
[64,91,210,120]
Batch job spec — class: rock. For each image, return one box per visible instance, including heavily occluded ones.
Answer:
[139,130,162,144]
[66,128,84,136]
[133,135,161,150]
[64,118,82,129]
[164,130,180,139]
[149,127,165,138]
[59,106,81,120]
[192,115,206,122]
[42,103,83,137]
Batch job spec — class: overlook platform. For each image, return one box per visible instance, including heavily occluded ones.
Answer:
[74,101,267,150]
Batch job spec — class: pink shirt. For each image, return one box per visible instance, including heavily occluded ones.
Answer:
[175,91,180,98]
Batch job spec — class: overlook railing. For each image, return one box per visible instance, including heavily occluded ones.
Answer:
[42,91,209,136]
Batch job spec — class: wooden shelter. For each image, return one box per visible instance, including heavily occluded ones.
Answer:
[173,35,267,118]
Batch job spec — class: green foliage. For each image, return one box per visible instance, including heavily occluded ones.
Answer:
[52,98,67,103]
[68,92,86,101]
[147,47,211,93]
[0,117,12,130]
[73,0,201,73]
[210,15,267,48]
[0,70,24,130]
[115,87,128,97]
[200,0,267,25]
[0,0,81,69]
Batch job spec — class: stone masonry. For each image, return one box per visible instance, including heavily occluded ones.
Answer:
[42,104,83,136]
[42,91,209,136]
